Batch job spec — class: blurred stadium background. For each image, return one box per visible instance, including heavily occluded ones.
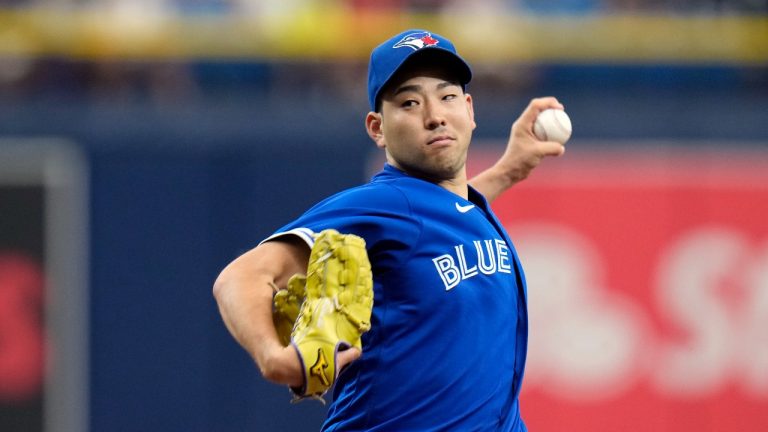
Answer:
[1,1,766,431]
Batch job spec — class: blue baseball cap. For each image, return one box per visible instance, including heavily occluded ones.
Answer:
[367,29,473,112]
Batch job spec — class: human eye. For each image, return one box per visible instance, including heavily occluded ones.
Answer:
[400,99,419,108]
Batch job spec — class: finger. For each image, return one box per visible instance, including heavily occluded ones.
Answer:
[538,140,566,156]
[278,345,304,387]
[517,97,565,127]
[337,347,362,369]
[531,96,564,111]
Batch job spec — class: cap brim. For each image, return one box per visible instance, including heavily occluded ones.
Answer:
[374,47,472,109]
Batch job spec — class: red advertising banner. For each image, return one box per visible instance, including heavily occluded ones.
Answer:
[472,147,768,431]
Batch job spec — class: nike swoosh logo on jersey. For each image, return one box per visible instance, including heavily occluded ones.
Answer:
[455,202,475,213]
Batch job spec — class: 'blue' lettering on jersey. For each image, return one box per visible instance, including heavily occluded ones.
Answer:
[432,238,513,290]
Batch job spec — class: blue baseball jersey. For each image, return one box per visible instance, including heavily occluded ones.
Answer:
[266,164,529,431]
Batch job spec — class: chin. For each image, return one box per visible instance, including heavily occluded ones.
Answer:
[423,164,464,183]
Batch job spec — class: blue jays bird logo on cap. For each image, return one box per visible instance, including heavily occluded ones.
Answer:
[393,32,439,51]
[367,29,471,111]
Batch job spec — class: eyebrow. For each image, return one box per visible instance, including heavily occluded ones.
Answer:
[392,80,461,97]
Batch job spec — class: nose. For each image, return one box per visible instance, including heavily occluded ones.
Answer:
[423,100,447,130]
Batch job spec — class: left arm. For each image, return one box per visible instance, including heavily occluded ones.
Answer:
[469,97,566,202]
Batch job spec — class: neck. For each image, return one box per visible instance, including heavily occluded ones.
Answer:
[436,172,469,199]
[386,161,469,198]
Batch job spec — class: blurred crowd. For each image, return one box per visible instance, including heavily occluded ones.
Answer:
[0,0,766,14]
[0,0,765,110]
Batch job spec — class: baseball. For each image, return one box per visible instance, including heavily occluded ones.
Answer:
[533,109,572,145]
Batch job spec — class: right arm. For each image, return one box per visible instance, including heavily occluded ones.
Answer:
[469,97,566,202]
[212,237,309,387]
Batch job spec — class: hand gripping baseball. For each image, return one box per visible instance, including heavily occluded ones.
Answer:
[289,229,373,401]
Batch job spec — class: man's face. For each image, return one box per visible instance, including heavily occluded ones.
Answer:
[368,65,476,183]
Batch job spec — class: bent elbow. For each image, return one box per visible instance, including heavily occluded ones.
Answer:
[212,269,231,302]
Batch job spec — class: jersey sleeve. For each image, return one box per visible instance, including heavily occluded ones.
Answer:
[262,183,422,270]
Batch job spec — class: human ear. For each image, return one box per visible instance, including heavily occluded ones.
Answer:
[365,112,386,149]
[466,93,477,131]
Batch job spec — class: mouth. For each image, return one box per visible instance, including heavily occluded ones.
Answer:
[427,135,455,146]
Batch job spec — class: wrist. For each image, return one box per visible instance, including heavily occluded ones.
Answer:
[491,158,524,186]
[258,344,302,387]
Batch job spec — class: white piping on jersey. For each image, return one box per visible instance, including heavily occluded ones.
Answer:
[260,227,316,248]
